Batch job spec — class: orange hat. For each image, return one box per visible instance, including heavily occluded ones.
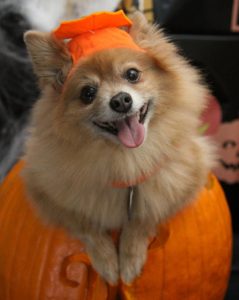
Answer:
[53,10,144,64]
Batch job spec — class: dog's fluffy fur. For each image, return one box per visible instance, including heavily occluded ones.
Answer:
[23,12,214,284]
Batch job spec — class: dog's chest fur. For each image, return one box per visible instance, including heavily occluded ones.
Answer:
[24,134,144,230]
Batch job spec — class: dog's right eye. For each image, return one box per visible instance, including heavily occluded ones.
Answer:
[80,86,97,104]
[124,68,141,83]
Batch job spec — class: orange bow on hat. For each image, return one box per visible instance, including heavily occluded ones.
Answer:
[53,10,143,64]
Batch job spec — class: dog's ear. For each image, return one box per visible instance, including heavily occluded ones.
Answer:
[129,12,208,116]
[24,31,72,89]
[128,11,152,42]
[129,11,179,72]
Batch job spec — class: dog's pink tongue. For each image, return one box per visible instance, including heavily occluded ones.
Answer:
[116,115,145,148]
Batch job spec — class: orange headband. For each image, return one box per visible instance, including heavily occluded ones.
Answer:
[53,10,144,64]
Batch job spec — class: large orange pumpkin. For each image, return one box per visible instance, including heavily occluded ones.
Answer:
[0,161,232,300]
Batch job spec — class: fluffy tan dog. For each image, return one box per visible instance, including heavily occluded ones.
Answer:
[23,12,214,285]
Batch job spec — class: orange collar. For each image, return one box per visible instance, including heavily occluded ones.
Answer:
[111,161,162,188]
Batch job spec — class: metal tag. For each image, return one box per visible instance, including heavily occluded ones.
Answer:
[127,186,134,220]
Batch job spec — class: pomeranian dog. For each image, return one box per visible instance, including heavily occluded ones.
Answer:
[23,12,214,285]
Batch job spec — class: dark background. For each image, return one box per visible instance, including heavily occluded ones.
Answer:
[153,0,239,298]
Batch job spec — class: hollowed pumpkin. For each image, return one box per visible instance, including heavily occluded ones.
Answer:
[0,161,232,300]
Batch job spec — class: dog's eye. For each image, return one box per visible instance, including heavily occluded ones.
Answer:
[80,86,97,104]
[125,68,140,83]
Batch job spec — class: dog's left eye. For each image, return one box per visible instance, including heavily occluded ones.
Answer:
[80,86,97,104]
[125,68,140,83]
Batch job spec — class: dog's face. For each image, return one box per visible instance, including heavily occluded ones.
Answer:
[61,48,162,148]
[24,13,206,151]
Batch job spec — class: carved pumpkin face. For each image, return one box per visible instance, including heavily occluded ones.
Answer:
[214,119,239,184]
[201,94,239,184]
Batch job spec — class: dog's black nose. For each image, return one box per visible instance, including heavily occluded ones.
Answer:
[110,92,132,113]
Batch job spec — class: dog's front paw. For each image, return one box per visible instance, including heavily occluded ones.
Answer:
[85,237,119,285]
[119,240,148,284]
[92,254,119,285]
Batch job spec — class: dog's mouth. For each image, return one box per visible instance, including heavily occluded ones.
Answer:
[93,102,150,148]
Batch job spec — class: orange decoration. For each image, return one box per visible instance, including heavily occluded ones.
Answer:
[53,11,133,39]
[52,11,144,64]
[0,162,232,300]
